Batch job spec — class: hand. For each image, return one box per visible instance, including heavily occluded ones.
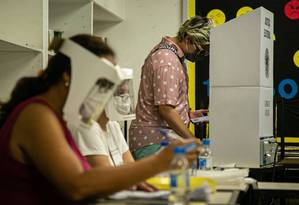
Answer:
[189,109,208,119]
[136,181,158,192]
[128,182,158,192]
[189,109,209,124]
[156,138,201,169]
[181,138,202,165]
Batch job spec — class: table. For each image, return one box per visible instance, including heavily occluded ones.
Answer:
[256,182,299,197]
[254,182,299,205]
[94,190,240,205]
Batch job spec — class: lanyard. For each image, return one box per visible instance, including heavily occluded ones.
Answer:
[105,124,123,166]
[152,43,183,62]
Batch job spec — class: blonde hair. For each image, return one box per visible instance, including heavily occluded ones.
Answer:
[178,16,214,46]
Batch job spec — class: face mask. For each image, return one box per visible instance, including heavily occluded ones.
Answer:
[105,68,136,121]
[185,52,205,62]
[113,93,131,115]
[79,98,100,123]
[79,79,114,124]
[185,53,197,62]
[185,40,208,62]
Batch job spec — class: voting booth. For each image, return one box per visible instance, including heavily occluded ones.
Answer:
[209,7,276,168]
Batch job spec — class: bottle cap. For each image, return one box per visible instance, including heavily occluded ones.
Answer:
[160,140,170,146]
[203,139,210,145]
[174,146,186,154]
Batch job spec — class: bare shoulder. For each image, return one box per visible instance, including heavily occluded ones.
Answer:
[14,102,64,141]
[17,102,59,127]
[10,102,65,164]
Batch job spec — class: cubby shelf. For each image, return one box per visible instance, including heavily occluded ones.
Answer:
[93,0,124,22]
[0,39,42,53]
[50,0,124,22]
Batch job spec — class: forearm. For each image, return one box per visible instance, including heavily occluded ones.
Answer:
[86,155,112,167]
[71,154,166,199]
[123,151,135,163]
[159,105,194,139]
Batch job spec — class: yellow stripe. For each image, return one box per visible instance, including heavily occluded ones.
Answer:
[276,137,299,143]
[188,0,196,17]
[188,0,196,134]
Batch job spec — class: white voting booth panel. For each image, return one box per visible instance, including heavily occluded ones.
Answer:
[209,7,274,168]
[209,87,273,168]
[210,7,273,87]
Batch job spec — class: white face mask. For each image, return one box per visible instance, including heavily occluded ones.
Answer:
[113,93,131,115]
[79,79,114,124]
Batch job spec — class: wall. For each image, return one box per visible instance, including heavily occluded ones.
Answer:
[94,0,183,97]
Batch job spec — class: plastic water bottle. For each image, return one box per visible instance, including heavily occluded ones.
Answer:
[155,140,171,177]
[198,139,213,170]
[169,146,190,205]
[156,140,170,155]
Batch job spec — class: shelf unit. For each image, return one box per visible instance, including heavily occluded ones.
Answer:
[0,0,47,102]
[0,0,124,102]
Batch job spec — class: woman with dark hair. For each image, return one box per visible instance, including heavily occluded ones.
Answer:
[0,34,199,204]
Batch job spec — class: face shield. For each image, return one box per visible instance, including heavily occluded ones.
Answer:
[59,39,123,127]
[105,68,136,121]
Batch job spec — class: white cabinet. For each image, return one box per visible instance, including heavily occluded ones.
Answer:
[0,0,124,102]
